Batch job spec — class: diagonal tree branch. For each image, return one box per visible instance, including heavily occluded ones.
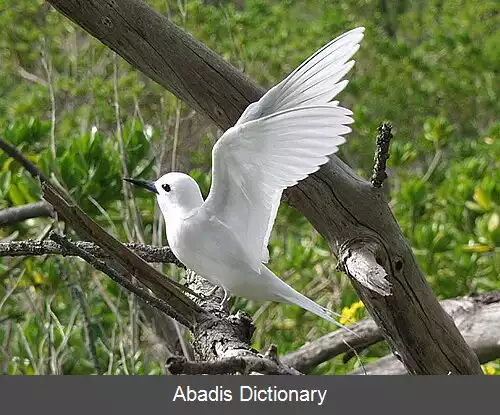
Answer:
[44,0,482,374]
[283,291,500,374]
[42,180,203,323]
[50,232,193,328]
[0,137,50,183]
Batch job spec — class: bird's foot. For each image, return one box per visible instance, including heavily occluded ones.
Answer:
[218,287,229,311]
[205,285,219,298]
[204,285,229,310]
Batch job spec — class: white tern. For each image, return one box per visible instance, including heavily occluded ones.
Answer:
[126,27,365,327]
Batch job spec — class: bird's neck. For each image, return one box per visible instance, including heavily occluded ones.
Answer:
[162,204,198,222]
[160,195,203,222]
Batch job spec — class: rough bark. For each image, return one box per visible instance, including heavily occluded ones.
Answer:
[348,292,500,375]
[45,0,482,374]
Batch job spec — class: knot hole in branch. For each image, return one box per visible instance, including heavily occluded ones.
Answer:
[102,16,113,29]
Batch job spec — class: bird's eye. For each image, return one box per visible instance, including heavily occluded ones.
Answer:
[162,183,171,192]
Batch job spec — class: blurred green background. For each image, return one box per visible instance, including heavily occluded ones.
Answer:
[0,0,498,375]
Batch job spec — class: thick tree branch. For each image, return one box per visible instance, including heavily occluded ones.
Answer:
[45,0,482,374]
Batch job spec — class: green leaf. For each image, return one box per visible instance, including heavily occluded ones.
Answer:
[8,184,26,206]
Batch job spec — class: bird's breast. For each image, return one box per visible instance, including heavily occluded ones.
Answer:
[165,214,218,274]
[164,213,256,289]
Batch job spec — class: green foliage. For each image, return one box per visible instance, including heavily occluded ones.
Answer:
[0,0,498,375]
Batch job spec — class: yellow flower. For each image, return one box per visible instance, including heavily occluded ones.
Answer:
[339,300,365,326]
[482,363,497,375]
[33,272,44,285]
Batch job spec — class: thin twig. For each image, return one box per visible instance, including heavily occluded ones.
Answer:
[16,323,38,372]
[0,270,25,312]
[422,147,442,182]
[371,122,393,188]
[92,274,125,328]
[171,100,181,171]
[0,239,183,265]
[55,307,78,361]
[16,65,48,85]
[0,137,49,182]
[71,281,103,375]
[1,321,12,374]
[0,136,73,205]
[281,318,380,373]
[113,53,146,245]
[41,46,57,160]
[45,295,59,374]
[0,201,54,226]
[55,257,102,375]
[342,338,367,375]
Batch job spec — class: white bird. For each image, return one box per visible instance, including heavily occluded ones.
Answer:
[126,27,365,328]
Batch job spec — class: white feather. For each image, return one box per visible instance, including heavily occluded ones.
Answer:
[219,27,364,266]
[205,104,354,269]
[236,27,365,125]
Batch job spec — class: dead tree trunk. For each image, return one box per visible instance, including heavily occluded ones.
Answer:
[46,0,482,374]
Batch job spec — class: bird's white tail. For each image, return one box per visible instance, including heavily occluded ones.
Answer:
[263,266,349,330]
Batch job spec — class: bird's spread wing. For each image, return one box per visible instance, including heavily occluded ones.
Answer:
[203,28,363,269]
[235,27,364,125]
[204,105,353,269]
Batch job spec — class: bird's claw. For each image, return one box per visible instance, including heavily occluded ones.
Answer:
[205,285,219,298]
[218,287,229,311]
[205,285,229,310]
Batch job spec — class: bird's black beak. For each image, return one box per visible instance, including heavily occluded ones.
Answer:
[124,178,158,194]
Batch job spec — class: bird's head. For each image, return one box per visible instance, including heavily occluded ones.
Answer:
[124,172,203,219]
